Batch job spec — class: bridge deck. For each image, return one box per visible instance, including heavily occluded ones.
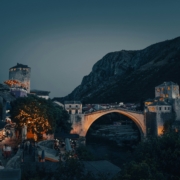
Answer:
[84,107,143,116]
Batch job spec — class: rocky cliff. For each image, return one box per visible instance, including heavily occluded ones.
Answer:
[58,37,180,104]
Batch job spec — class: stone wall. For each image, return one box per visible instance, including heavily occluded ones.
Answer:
[70,114,84,134]
[9,68,31,93]
[156,112,173,135]
[173,99,180,120]
[145,112,157,136]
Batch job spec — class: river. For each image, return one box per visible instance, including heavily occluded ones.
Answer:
[86,135,134,168]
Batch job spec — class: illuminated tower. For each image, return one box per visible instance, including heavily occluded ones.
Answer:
[9,63,31,93]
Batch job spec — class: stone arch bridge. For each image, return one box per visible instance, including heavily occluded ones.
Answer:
[70,108,146,142]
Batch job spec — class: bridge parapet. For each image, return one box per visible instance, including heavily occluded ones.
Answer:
[84,107,143,116]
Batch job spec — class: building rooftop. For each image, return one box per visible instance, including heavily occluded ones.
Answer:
[0,84,10,92]
[9,63,30,69]
[145,98,154,102]
[30,89,50,96]
[64,101,81,104]
[82,160,120,179]
[156,81,177,87]
[148,101,171,106]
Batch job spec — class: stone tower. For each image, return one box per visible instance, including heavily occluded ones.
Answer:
[9,63,31,93]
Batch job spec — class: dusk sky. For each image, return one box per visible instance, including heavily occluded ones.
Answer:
[0,0,180,98]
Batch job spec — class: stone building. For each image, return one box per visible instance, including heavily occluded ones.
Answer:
[10,88,27,98]
[145,81,180,136]
[9,63,31,93]
[155,81,179,99]
[64,101,82,114]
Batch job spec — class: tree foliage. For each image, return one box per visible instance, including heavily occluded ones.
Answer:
[116,131,180,180]
[11,95,72,139]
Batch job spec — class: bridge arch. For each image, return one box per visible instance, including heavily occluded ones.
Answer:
[81,109,146,139]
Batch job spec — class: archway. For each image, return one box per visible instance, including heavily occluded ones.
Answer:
[83,111,144,167]
[82,109,145,139]
[88,114,141,143]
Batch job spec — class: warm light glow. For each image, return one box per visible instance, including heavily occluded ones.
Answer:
[4,79,27,89]
[15,107,52,137]
[145,102,153,106]
[158,126,163,135]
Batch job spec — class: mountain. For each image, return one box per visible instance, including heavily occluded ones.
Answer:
[56,37,180,104]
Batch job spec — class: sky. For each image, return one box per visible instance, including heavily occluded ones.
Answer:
[0,0,180,98]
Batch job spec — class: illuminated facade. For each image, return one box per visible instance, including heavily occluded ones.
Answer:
[145,81,180,136]
[155,81,179,99]
[9,63,31,93]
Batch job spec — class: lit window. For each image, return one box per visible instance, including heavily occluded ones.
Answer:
[161,87,164,91]
[14,68,16,71]
[166,94,168,97]
[156,88,160,92]
[168,86,170,90]
[174,87,176,91]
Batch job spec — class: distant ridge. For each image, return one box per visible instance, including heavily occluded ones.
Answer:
[55,36,180,104]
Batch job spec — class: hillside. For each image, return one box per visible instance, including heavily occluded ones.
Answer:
[56,37,180,104]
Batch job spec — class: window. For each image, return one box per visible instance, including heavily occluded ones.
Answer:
[168,86,170,90]
[69,105,71,108]
[159,107,161,110]
[174,87,176,91]
[166,94,168,97]
[156,88,160,92]
[168,107,170,110]
[75,110,78,114]
[69,110,72,114]
[14,68,16,71]
[76,105,78,108]
[164,107,166,110]
[161,87,164,91]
